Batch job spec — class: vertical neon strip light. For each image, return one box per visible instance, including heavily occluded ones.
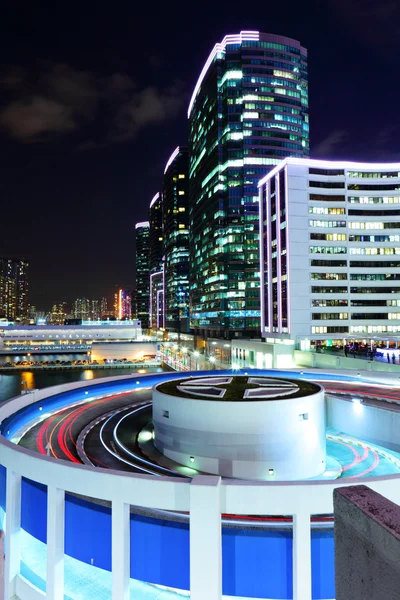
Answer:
[276,175,282,333]
[150,271,164,329]
[285,166,291,335]
[156,290,162,328]
[259,185,265,336]
[149,276,153,328]
[162,260,166,329]
[266,181,273,333]
[344,167,351,337]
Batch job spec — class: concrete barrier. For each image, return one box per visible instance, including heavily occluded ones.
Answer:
[334,485,400,600]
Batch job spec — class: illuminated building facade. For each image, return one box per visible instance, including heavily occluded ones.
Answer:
[117,288,132,320]
[0,258,29,321]
[149,193,165,329]
[15,259,29,320]
[73,298,90,321]
[135,221,150,329]
[91,299,100,321]
[188,31,309,339]
[163,147,190,333]
[259,158,400,344]
[50,303,68,325]
[100,297,107,319]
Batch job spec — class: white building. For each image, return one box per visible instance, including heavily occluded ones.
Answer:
[259,158,400,346]
[0,321,143,351]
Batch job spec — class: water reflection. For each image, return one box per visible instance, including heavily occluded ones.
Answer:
[81,370,94,380]
[0,374,21,403]
[21,371,35,389]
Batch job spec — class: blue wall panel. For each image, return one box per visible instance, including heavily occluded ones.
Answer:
[312,530,335,599]
[222,527,293,599]
[65,494,112,571]
[130,515,190,589]
[21,478,47,542]
[0,465,6,511]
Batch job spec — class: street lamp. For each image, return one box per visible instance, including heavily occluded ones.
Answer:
[209,356,216,370]
[193,350,200,371]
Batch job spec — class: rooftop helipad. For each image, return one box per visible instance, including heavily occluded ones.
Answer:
[155,375,321,401]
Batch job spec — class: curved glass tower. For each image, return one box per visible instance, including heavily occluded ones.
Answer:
[149,193,164,329]
[188,31,309,339]
[134,221,150,329]
[163,147,190,333]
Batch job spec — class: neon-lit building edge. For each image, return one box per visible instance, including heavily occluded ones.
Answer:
[135,222,150,329]
[163,146,190,333]
[149,192,164,330]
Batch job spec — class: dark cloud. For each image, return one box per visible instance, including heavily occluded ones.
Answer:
[41,63,98,117]
[109,83,184,142]
[0,97,76,138]
[0,62,185,145]
[312,130,348,158]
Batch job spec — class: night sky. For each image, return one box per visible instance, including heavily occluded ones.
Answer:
[1,1,399,309]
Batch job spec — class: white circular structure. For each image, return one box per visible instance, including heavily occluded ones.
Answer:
[153,375,326,480]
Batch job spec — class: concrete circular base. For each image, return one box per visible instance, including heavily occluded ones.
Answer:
[153,375,326,480]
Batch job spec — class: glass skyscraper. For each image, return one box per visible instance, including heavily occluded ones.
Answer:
[135,221,150,329]
[188,31,309,339]
[149,193,164,329]
[163,147,190,333]
[0,257,29,321]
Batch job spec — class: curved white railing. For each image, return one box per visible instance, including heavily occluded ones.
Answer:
[2,373,400,600]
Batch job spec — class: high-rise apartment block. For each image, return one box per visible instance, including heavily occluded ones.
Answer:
[149,193,164,329]
[100,297,108,319]
[135,221,150,329]
[259,158,400,344]
[50,303,68,325]
[163,147,190,333]
[73,298,90,320]
[91,299,100,321]
[189,31,309,339]
[0,258,29,321]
